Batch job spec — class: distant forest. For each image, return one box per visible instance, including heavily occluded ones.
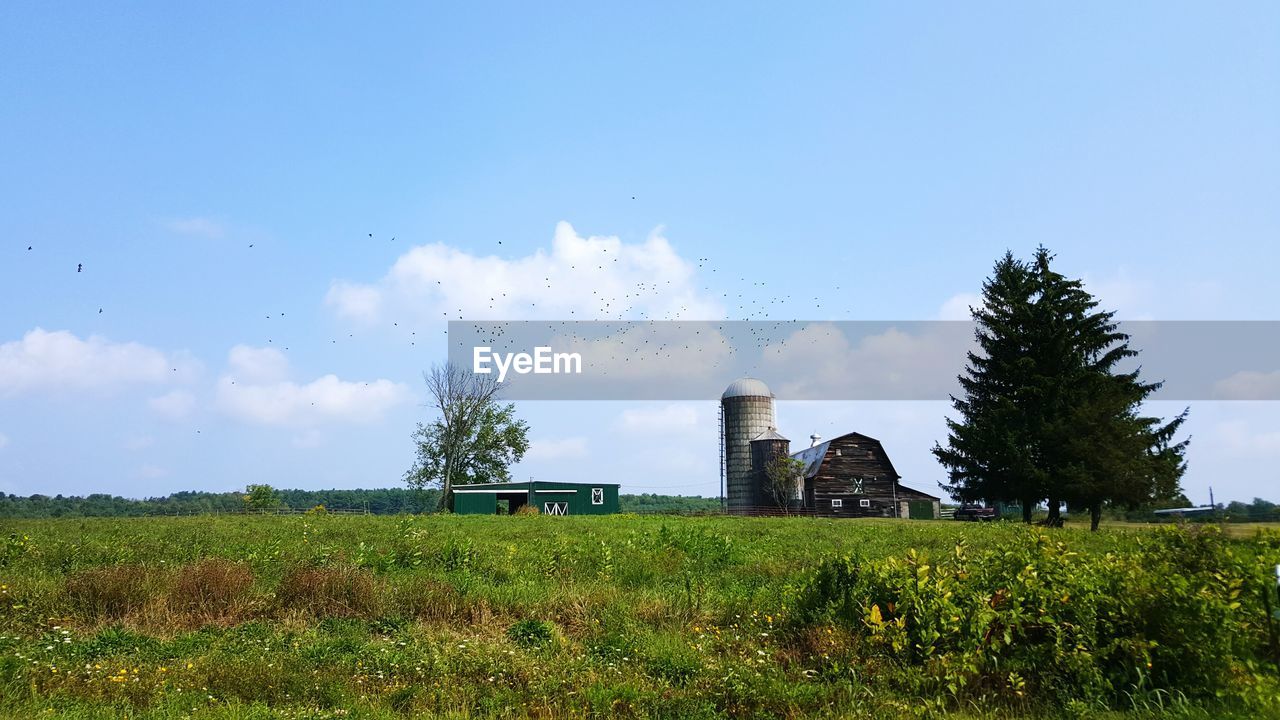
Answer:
[1,488,1274,522]
[0,488,723,518]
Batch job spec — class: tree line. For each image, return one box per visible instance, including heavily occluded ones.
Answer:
[0,488,720,518]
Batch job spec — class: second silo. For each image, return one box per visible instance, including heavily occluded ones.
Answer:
[721,378,775,512]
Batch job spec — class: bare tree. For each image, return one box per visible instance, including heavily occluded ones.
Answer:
[405,363,529,510]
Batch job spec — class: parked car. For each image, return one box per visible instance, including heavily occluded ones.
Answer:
[953,503,998,521]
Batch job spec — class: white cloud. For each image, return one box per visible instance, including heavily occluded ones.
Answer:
[1082,269,1158,320]
[761,322,970,400]
[149,390,197,420]
[325,282,384,323]
[525,436,589,461]
[327,221,724,324]
[0,432,8,450]
[226,345,290,384]
[617,404,702,433]
[0,328,196,396]
[1213,370,1280,401]
[937,293,982,321]
[1211,418,1280,458]
[162,217,224,239]
[214,346,410,427]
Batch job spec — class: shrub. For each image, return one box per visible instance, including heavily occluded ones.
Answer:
[793,525,1280,709]
[507,618,555,649]
[276,565,380,617]
[514,504,540,516]
[640,632,702,685]
[169,557,254,621]
[64,564,153,620]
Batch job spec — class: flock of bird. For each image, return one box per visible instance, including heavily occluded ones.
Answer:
[30,226,846,397]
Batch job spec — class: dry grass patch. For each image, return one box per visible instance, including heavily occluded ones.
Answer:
[395,576,497,624]
[276,564,382,618]
[64,564,155,621]
[169,557,255,624]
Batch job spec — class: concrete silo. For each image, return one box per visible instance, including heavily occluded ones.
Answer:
[750,428,795,508]
[720,378,775,512]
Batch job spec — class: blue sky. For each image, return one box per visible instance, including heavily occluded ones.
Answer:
[1,2,1277,503]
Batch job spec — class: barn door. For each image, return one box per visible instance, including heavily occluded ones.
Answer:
[543,501,568,516]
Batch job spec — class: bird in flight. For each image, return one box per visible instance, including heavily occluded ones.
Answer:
[77,263,83,272]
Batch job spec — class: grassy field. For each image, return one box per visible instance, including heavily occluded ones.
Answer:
[1,514,1278,719]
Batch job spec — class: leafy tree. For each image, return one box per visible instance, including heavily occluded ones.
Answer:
[405,363,530,509]
[764,456,805,512]
[933,248,1190,530]
[242,483,281,511]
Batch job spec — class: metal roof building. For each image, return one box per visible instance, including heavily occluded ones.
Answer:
[449,481,620,516]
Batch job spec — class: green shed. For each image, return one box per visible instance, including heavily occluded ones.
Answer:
[449,481,620,516]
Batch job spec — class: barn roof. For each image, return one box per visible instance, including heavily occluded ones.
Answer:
[452,480,620,493]
[790,431,905,482]
[896,483,941,501]
[791,440,831,479]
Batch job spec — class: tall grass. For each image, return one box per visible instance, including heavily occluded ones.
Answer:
[0,515,1277,719]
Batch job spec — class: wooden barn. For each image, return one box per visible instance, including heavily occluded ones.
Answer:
[790,432,940,519]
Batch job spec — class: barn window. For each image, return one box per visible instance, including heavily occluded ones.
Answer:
[859,499,871,508]
[851,478,864,494]
[591,487,603,505]
[831,499,843,508]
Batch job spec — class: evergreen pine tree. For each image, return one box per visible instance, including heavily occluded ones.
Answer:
[934,248,1190,530]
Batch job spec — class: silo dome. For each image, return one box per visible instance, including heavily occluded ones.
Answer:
[721,377,772,400]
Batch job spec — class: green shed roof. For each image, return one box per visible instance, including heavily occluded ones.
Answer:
[451,481,620,493]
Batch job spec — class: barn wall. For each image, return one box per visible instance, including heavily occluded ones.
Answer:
[453,492,497,515]
[451,483,619,515]
[532,484,618,515]
[808,435,905,518]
